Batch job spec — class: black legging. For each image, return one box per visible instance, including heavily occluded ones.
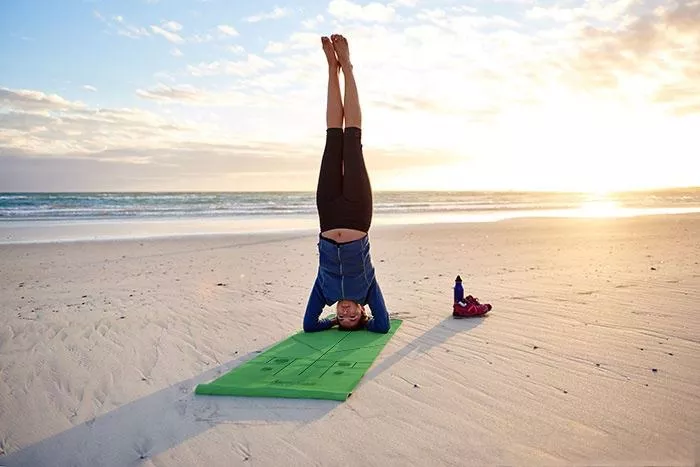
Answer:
[316,127,373,233]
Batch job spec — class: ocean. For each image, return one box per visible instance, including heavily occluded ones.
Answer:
[1,190,699,243]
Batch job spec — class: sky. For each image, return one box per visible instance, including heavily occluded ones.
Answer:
[0,0,699,192]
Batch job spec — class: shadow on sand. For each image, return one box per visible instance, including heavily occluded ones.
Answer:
[361,314,487,386]
[1,351,337,467]
[2,315,485,467]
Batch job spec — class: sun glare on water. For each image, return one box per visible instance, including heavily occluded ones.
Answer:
[576,199,624,218]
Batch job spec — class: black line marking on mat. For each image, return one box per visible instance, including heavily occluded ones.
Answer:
[353,362,371,368]
[298,332,353,376]
[319,364,338,378]
[317,361,358,378]
[290,336,326,352]
[324,344,385,353]
[272,358,298,377]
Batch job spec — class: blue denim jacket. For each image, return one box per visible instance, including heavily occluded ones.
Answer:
[303,235,390,333]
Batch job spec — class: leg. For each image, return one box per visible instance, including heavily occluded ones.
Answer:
[316,37,344,228]
[334,35,372,228]
[341,127,371,203]
[323,36,343,129]
[332,34,361,129]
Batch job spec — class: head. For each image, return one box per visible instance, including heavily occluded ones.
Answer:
[336,299,367,330]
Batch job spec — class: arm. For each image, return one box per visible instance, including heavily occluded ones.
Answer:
[364,278,390,334]
[303,275,337,332]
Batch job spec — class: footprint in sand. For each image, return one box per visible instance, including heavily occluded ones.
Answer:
[389,312,416,320]
[193,400,217,421]
[0,436,9,456]
[134,436,153,460]
[175,400,188,416]
[235,442,252,462]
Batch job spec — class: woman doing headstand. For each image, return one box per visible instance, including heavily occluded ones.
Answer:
[303,34,390,334]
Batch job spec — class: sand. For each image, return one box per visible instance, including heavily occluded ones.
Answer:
[0,214,698,466]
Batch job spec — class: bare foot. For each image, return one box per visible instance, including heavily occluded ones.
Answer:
[331,34,352,70]
[321,36,339,69]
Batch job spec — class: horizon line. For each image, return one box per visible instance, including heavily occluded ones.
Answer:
[1,186,700,195]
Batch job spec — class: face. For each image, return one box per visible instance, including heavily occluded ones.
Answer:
[336,300,364,329]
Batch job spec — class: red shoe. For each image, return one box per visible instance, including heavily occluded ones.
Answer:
[464,295,491,308]
[453,297,492,318]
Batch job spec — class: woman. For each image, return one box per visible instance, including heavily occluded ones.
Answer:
[303,34,390,334]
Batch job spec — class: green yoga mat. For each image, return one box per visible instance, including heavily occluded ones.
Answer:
[196,319,402,401]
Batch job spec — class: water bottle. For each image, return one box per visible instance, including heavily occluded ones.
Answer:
[454,275,464,303]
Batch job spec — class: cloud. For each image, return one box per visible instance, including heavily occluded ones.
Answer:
[0,88,190,163]
[205,0,700,183]
[0,111,55,131]
[0,83,471,192]
[187,55,274,77]
[0,139,461,193]
[327,0,397,22]
[371,95,454,114]
[492,0,535,4]
[161,21,183,32]
[245,7,290,23]
[228,45,245,55]
[83,85,98,92]
[0,87,314,191]
[170,47,183,57]
[264,32,318,55]
[189,33,215,43]
[150,25,184,43]
[94,11,150,39]
[136,84,203,102]
[9,0,700,192]
[96,11,244,46]
[526,0,638,23]
[0,145,312,191]
[153,71,177,82]
[302,14,324,29]
[135,83,289,108]
[558,0,700,115]
[217,25,239,37]
[415,7,518,28]
[390,0,417,6]
[654,83,700,116]
[118,25,151,39]
[109,0,700,127]
[136,84,213,103]
[189,24,244,42]
[264,41,286,54]
[1,87,82,111]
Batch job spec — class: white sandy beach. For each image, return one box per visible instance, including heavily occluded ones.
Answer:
[0,214,699,466]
